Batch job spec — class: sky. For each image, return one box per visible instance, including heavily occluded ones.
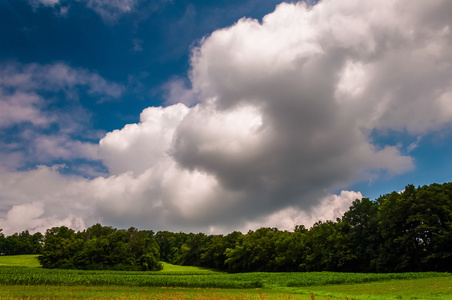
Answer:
[0,0,452,235]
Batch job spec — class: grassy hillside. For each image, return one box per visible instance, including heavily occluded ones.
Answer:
[160,262,222,274]
[0,255,41,268]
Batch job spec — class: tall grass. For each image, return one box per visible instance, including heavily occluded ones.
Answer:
[0,266,262,288]
[0,265,449,289]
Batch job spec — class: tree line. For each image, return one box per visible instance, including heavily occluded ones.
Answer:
[155,183,451,273]
[0,230,43,256]
[1,225,162,271]
[1,182,451,272]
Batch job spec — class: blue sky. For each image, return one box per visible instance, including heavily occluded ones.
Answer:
[0,0,451,235]
[1,0,287,129]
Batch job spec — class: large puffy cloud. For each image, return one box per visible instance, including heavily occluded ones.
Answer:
[2,0,452,234]
[0,202,85,236]
[190,0,452,134]
[93,101,409,231]
[237,190,364,233]
[99,104,190,176]
[97,0,449,230]
[0,62,123,233]
[0,166,89,235]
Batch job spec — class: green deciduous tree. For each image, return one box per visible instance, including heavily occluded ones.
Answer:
[301,220,356,271]
[342,197,381,272]
[39,224,162,271]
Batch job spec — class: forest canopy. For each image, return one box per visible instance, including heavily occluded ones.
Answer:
[36,225,162,271]
[1,182,451,273]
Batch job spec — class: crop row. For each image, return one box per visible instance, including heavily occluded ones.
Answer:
[0,266,449,289]
[265,271,450,287]
[0,266,261,289]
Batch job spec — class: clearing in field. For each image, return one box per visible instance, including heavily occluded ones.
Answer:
[0,254,41,268]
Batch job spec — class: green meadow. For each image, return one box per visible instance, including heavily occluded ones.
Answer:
[0,255,450,300]
[0,254,41,268]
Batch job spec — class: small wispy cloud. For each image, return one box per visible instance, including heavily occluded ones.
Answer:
[28,0,174,23]
[86,0,137,22]
[28,0,60,7]
[132,38,144,52]
[407,136,422,153]
[0,62,124,98]
[28,0,138,22]
[0,62,122,173]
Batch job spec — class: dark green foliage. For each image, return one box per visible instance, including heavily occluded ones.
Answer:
[2,181,452,273]
[341,197,381,272]
[0,230,43,255]
[38,224,162,271]
[301,220,356,272]
[155,182,452,273]
[224,228,300,272]
[376,183,452,272]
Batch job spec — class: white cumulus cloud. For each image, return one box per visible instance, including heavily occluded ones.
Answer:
[0,166,89,235]
[2,0,452,234]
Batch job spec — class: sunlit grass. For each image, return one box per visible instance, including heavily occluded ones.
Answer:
[160,262,222,274]
[0,255,41,268]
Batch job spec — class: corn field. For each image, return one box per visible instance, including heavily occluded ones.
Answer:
[0,266,448,289]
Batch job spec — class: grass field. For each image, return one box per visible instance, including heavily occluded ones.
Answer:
[0,255,450,299]
[160,262,222,273]
[0,254,41,268]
